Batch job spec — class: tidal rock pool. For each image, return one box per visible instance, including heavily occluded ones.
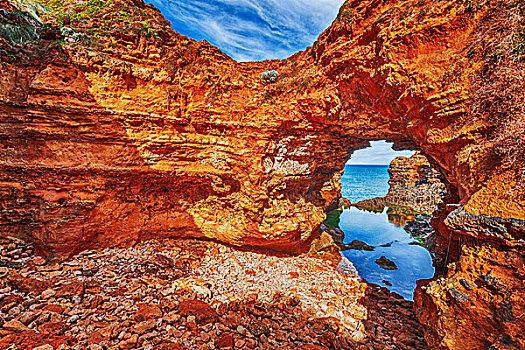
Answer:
[338,206,435,300]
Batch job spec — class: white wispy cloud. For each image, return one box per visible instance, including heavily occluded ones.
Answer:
[347,141,416,165]
[147,0,345,61]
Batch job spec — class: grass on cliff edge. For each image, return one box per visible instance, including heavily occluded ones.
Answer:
[35,0,159,39]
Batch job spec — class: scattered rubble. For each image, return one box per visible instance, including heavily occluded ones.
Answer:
[0,236,427,349]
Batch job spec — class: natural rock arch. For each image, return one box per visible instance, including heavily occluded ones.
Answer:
[1,0,523,256]
[2,0,525,349]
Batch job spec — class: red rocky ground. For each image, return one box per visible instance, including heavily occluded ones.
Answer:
[3,1,523,348]
[0,236,427,349]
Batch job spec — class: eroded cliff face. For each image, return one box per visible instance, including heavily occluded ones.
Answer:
[415,245,525,350]
[1,0,333,255]
[1,0,524,348]
[2,0,522,254]
[386,152,447,214]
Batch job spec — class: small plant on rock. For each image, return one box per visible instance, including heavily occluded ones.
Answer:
[261,70,279,84]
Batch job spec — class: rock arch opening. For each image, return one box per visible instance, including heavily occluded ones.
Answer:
[320,140,452,299]
[341,140,416,205]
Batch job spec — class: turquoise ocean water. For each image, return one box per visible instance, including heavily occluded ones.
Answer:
[341,165,390,203]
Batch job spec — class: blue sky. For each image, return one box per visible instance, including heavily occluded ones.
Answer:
[147,0,345,61]
[347,141,415,165]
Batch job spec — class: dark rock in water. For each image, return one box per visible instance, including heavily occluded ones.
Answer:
[341,240,375,251]
[320,223,375,252]
[382,280,392,286]
[352,197,386,213]
[375,256,398,270]
[404,219,435,248]
[320,223,345,246]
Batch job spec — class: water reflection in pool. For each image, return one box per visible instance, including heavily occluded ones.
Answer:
[338,206,435,300]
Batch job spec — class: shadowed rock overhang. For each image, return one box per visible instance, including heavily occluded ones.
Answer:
[1,0,525,349]
[1,0,523,256]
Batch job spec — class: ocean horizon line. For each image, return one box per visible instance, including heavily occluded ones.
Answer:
[345,163,390,166]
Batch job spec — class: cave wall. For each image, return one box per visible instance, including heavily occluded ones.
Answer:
[5,0,523,256]
[1,0,525,347]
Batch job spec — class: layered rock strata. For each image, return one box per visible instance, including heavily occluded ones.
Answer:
[386,152,447,214]
[1,0,525,349]
[1,0,523,256]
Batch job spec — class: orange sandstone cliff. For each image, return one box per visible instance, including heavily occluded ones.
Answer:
[1,0,524,349]
[386,152,447,214]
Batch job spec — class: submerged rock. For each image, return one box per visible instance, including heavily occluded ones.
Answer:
[309,228,342,266]
[375,256,398,270]
[341,240,375,251]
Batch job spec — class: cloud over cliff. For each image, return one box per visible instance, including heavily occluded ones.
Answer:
[147,0,345,61]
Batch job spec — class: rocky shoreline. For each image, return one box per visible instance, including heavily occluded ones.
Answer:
[2,0,524,348]
[0,236,427,349]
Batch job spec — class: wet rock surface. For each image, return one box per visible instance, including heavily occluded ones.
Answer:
[404,220,435,249]
[0,236,429,349]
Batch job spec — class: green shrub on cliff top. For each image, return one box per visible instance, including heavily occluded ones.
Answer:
[35,0,159,39]
[44,0,64,11]
[513,31,525,54]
